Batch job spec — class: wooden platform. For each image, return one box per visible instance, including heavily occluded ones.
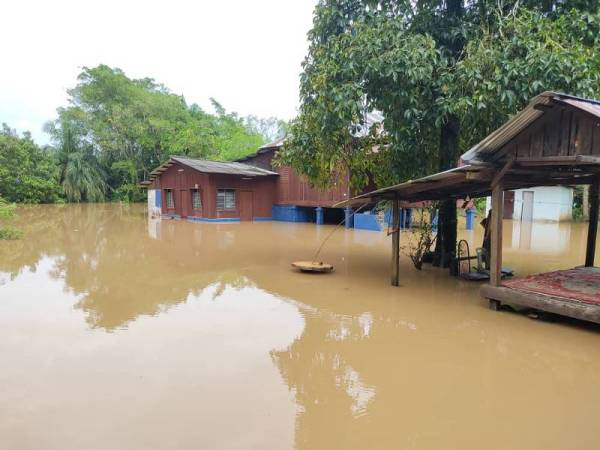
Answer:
[481,267,600,324]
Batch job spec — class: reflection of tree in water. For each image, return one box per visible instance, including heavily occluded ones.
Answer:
[0,204,251,330]
[271,308,379,449]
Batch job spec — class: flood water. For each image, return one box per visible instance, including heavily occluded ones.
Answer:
[1,204,599,450]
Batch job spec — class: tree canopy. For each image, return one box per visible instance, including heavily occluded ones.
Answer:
[279,0,600,264]
[0,65,286,204]
[42,65,284,201]
[281,1,600,188]
[0,124,62,203]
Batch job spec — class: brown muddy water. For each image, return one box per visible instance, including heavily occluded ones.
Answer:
[1,204,599,450]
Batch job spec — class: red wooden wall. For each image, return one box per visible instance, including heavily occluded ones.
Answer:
[150,161,276,220]
[242,148,351,207]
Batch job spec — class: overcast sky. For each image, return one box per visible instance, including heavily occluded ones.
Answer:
[0,0,316,144]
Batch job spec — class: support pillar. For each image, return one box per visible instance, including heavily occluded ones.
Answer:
[344,207,354,229]
[585,179,599,267]
[465,208,475,230]
[490,182,504,287]
[391,198,400,286]
[315,207,324,225]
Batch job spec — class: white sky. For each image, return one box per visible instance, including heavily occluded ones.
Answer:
[0,0,316,145]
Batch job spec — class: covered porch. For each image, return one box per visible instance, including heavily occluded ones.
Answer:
[342,91,600,324]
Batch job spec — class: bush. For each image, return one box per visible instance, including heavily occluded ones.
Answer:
[402,209,436,270]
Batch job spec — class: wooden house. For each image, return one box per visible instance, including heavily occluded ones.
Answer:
[144,139,355,224]
[144,157,278,222]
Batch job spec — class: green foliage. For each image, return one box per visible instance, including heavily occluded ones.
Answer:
[49,123,107,202]
[0,124,62,203]
[402,209,437,270]
[0,198,22,240]
[41,65,274,202]
[281,1,600,191]
[209,99,266,161]
[473,197,487,216]
[245,116,288,143]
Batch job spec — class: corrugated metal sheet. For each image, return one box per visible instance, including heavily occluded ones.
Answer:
[259,137,286,149]
[334,165,483,206]
[170,157,278,176]
[557,97,600,120]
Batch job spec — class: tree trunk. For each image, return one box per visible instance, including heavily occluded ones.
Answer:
[432,0,463,269]
[433,114,460,268]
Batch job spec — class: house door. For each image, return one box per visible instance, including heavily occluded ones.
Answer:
[179,189,190,218]
[522,191,534,222]
[503,191,514,219]
[239,191,253,221]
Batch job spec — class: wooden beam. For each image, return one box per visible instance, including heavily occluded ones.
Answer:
[391,197,400,287]
[489,181,504,286]
[585,178,599,267]
[491,156,515,188]
[515,155,600,166]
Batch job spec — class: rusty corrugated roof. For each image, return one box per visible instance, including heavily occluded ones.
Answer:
[170,157,278,176]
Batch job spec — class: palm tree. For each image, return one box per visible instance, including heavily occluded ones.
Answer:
[56,124,107,202]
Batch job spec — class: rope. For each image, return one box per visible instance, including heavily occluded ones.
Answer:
[311,203,370,262]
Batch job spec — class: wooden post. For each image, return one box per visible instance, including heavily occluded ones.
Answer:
[391,197,400,286]
[489,181,504,287]
[585,179,599,267]
[583,185,590,222]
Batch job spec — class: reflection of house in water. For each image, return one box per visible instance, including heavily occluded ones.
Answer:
[509,220,572,252]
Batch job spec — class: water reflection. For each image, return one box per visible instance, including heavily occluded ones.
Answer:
[1,205,600,450]
[510,219,572,252]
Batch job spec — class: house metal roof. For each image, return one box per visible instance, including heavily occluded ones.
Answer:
[259,137,286,149]
[170,156,278,176]
[145,156,278,184]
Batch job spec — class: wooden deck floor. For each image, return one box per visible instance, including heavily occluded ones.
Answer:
[481,267,600,324]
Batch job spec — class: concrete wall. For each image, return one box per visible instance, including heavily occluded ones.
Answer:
[485,186,573,222]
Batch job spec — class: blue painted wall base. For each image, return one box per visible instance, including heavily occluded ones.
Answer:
[465,208,475,230]
[272,205,311,222]
[344,207,354,228]
[315,207,324,225]
[354,212,381,231]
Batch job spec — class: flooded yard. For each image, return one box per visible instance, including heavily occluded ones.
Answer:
[1,204,599,450]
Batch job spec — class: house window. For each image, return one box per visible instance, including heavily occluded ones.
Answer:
[191,189,202,210]
[217,189,236,210]
[166,189,174,208]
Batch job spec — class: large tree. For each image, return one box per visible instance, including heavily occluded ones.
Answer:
[280,0,600,266]
[46,65,270,201]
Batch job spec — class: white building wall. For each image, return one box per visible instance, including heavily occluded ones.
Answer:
[512,186,572,222]
[147,189,162,218]
[485,186,573,222]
